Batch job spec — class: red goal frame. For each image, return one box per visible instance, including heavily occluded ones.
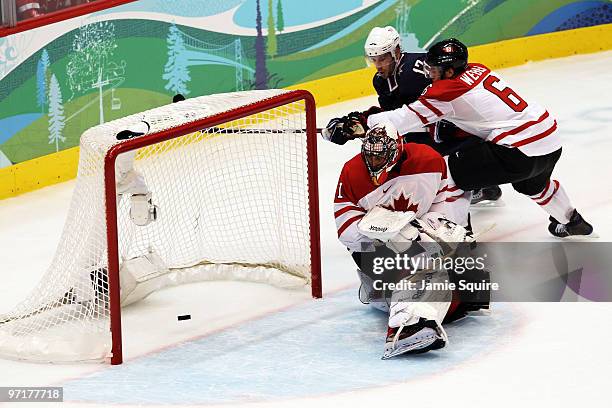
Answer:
[102,90,321,365]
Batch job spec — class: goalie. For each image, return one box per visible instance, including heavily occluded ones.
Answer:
[334,122,488,358]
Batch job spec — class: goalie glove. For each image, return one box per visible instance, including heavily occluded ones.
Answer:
[415,212,474,252]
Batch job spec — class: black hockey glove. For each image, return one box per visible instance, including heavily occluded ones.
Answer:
[346,111,368,139]
[433,120,459,143]
[322,117,351,145]
[322,113,368,145]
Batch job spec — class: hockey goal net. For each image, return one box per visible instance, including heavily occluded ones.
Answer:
[0,89,321,364]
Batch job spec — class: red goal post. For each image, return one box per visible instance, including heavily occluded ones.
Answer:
[104,89,322,364]
[0,89,321,365]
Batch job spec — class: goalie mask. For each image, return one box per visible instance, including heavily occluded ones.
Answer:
[361,122,402,186]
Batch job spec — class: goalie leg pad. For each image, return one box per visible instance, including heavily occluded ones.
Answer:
[385,222,420,254]
[356,268,389,313]
[119,251,170,306]
[383,268,452,358]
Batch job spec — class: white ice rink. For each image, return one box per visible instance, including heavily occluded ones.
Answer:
[0,51,611,407]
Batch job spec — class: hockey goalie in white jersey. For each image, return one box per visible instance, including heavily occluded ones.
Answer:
[334,122,488,358]
[367,38,593,238]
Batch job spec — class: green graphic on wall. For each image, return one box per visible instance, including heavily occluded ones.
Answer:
[0,0,610,166]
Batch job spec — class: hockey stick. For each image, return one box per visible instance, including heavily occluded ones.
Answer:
[116,126,323,140]
[170,94,323,134]
[203,126,323,135]
[0,269,108,325]
[0,289,92,325]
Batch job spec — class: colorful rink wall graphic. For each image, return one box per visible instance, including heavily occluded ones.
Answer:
[0,0,611,167]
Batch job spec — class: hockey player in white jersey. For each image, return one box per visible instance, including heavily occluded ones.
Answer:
[367,38,593,237]
[335,122,488,358]
[322,26,502,206]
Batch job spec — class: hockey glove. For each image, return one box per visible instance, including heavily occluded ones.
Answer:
[322,117,352,145]
[432,120,468,143]
[415,212,474,254]
[346,111,369,139]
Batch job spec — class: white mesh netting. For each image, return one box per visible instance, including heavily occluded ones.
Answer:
[0,89,316,363]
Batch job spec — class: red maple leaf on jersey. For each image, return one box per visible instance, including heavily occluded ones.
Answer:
[382,192,419,213]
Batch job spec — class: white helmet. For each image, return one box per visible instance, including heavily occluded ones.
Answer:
[364,26,401,60]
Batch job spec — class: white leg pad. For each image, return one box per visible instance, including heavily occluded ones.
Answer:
[120,251,170,306]
[387,268,452,328]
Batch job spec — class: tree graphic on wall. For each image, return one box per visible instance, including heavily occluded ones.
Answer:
[36,49,50,113]
[163,23,191,95]
[48,74,66,153]
[276,0,285,33]
[66,21,121,124]
[254,0,268,89]
[267,0,277,58]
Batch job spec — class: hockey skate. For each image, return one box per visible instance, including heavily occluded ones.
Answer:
[548,210,594,238]
[382,318,447,359]
[471,185,504,207]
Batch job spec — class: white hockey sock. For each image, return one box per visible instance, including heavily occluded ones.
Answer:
[436,157,471,226]
[529,179,574,224]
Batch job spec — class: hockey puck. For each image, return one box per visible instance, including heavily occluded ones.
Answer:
[177,314,191,321]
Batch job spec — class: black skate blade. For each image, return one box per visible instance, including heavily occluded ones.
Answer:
[470,199,505,208]
[555,230,600,240]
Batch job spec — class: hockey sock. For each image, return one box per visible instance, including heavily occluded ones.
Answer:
[529,179,574,224]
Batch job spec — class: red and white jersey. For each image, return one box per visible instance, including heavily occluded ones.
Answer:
[334,143,456,252]
[367,63,561,156]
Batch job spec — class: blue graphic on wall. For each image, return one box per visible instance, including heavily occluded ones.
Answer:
[234,0,363,28]
[528,1,612,35]
[0,149,10,167]
[0,113,43,145]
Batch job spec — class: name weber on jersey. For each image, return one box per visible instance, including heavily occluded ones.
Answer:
[369,63,561,157]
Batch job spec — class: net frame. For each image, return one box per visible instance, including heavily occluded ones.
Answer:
[0,90,322,364]
[103,89,321,364]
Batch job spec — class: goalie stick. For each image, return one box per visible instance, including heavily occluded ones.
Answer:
[0,268,109,325]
